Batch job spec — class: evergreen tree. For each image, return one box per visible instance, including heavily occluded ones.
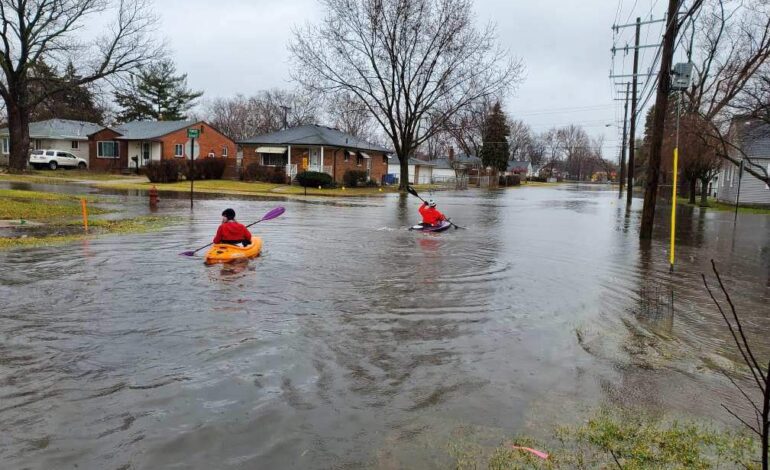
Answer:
[31,61,105,123]
[115,60,203,122]
[480,102,510,172]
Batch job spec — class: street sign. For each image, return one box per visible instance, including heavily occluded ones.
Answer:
[185,140,200,159]
[187,128,200,139]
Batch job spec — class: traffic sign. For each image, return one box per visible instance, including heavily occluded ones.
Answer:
[187,128,200,139]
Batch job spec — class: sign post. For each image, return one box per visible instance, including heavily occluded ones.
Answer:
[187,128,200,209]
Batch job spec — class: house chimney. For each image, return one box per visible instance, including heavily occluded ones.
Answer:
[448,146,455,161]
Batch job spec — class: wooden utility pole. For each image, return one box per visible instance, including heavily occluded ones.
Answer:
[619,82,630,198]
[640,1,680,240]
[627,17,641,205]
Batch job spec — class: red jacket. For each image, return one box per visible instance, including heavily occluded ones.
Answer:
[419,204,445,225]
[214,221,252,243]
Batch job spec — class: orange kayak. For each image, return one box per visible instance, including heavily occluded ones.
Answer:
[204,237,263,264]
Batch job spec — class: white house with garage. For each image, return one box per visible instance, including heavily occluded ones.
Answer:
[0,119,102,165]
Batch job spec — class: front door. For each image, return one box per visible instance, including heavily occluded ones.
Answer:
[310,148,320,171]
[142,142,150,166]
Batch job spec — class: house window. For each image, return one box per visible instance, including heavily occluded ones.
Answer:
[261,153,287,166]
[222,146,228,157]
[97,141,119,158]
[174,144,184,158]
[357,153,364,166]
[344,152,349,162]
[71,141,79,150]
[1,137,8,154]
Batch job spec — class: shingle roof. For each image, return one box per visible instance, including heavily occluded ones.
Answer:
[737,119,770,157]
[408,157,435,166]
[0,119,102,140]
[106,120,197,140]
[507,160,531,172]
[430,158,454,169]
[239,124,391,153]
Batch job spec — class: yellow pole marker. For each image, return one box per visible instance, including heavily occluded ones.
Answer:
[81,198,89,233]
[669,147,678,272]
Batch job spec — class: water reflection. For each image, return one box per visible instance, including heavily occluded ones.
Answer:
[0,184,768,469]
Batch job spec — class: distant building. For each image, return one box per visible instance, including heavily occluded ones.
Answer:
[505,160,532,177]
[239,125,391,184]
[387,157,435,184]
[0,119,101,165]
[87,120,236,174]
[715,118,770,206]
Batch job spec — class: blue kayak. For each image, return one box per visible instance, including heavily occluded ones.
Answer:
[410,221,452,232]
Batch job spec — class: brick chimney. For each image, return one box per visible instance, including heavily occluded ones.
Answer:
[448,146,455,161]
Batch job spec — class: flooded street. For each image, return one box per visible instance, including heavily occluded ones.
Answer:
[1,184,769,469]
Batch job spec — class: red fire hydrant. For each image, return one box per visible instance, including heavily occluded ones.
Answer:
[149,185,159,207]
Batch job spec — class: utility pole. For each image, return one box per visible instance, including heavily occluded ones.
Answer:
[640,0,680,240]
[628,17,641,205]
[619,82,630,198]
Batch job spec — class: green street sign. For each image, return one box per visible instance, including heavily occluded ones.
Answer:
[187,128,200,139]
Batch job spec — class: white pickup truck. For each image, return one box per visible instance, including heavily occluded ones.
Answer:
[29,149,89,170]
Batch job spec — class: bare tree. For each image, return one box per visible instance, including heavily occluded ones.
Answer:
[681,0,770,186]
[702,260,769,470]
[290,0,522,190]
[0,0,161,170]
[556,124,592,181]
[508,119,532,161]
[444,98,493,159]
[540,128,563,178]
[204,89,319,142]
[326,92,379,141]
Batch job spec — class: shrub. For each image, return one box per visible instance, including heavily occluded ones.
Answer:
[527,176,547,183]
[180,158,227,180]
[499,174,522,187]
[198,158,227,180]
[343,169,369,187]
[365,178,379,187]
[296,171,333,188]
[241,163,287,183]
[145,160,182,183]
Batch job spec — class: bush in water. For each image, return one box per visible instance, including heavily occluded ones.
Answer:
[296,171,334,188]
[499,174,521,187]
[145,160,181,183]
[241,164,287,184]
[343,169,368,187]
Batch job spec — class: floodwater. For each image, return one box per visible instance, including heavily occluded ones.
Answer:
[1,184,769,469]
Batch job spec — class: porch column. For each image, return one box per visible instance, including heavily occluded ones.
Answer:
[320,146,324,172]
[287,145,292,181]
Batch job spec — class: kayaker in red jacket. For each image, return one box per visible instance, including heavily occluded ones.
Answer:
[214,208,252,246]
[419,199,446,226]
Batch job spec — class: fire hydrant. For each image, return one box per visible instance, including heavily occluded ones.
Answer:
[149,185,159,207]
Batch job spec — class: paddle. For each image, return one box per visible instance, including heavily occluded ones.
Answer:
[180,206,286,256]
[406,186,464,230]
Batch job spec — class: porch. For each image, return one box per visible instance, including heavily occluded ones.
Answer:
[126,141,162,169]
[253,145,361,181]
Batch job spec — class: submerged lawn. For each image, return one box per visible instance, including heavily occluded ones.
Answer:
[449,407,758,469]
[677,196,770,214]
[0,188,176,249]
[0,189,107,220]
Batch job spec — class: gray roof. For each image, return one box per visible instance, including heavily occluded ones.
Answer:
[736,119,770,157]
[0,119,102,140]
[239,124,390,153]
[105,120,197,140]
[409,157,435,166]
[431,158,454,169]
[507,160,531,172]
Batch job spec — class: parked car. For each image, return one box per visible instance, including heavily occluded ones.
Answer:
[29,149,88,170]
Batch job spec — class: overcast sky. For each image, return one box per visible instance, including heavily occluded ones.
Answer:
[155,0,666,158]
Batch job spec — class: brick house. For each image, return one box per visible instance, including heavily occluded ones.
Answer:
[239,125,392,184]
[88,120,237,174]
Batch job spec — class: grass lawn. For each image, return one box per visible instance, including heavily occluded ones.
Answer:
[96,178,441,198]
[0,188,175,249]
[676,196,770,214]
[0,189,107,221]
[0,169,144,184]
